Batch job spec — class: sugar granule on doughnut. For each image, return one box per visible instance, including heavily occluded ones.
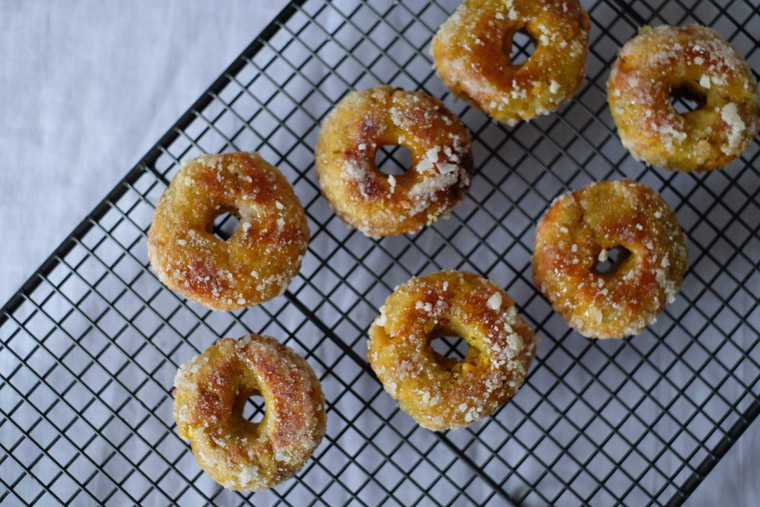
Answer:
[532,180,688,339]
[148,152,309,311]
[174,335,326,491]
[608,25,760,172]
[315,85,473,238]
[432,0,590,125]
[368,270,536,431]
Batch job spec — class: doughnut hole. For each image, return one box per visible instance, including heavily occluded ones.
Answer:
[208,208,241,241]
[374,144,413,176]
[228,384,268,437]
[430,330,469,363]
[504,28,536,66]
[241,390,267,425]
[428,323,485,374]
[593,245,633,275]
[670,82,707,114]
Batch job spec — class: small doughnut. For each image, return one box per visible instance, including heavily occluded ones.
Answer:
[608,25,760,172]
[174,335,326,491]
[148,152,309,311]
[368,270,536,431]
[432,0,590,125]
[532,180,688,339]
[315,85,473,238]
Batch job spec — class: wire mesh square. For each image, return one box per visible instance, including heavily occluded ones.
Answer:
[2,0,760,505]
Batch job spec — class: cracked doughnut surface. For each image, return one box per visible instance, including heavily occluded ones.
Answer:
[608,25,760,172]
[368,270,536,431]
[432,0,590,125]
[174,335,326,491]
[315,85,473,238]
[148,152,309,310]
[532,180,688,339]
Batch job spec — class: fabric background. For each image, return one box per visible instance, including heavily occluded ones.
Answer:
[0,1,756,504]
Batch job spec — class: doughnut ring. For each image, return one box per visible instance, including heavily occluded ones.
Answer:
[315,85,473,238]
[148,152,309,310]
[532,180,688,339]
[432,0,590,125]
[608,25,760,172]
[368,270,536,430]
[174,335,326,491]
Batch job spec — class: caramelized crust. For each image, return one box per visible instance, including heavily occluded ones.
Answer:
[432,0,590,125]
[532,181,688,339]
[368,270,536,430]
[174,335,326,491]
[608,25,760,172]
[147,152,309,310]
[315,85,473,238]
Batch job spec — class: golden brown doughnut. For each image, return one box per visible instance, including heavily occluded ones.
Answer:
[368,270,536,431]
[174,335,326,491]
[147,152,309,311]
[432,0,590,125]
[532,180,688,339]
[315,85,473,238]
[608,25,760,172]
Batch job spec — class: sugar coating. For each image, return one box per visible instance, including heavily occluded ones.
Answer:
[432,0,590,124]
[367,270,537,430]
[720,102,747,155]
[147,152,309,311]
[173,335,326,491]
[532,180,688,339]
[608,25,760,172]
[486,292,502,310]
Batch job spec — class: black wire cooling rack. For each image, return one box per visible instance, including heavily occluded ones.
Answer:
[2,0,760,505]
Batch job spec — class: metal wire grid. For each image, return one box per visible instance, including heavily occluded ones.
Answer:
[1,0,760,505]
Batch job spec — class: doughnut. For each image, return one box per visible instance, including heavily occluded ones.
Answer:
[368,270,536,430]
[315,85,473,238]
[147,152,309,311]
[174,335,326,491]
[532,180,688,339]
[608,25,760,172]
[432,0,590,125]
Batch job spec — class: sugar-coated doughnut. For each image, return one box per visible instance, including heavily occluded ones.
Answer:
[368,270,536,430]
[608,25,760,172]
[148,152,309,311]
[432,0,590,125]
[532,180,688,339]
[315,85,473,238]
[174,335,326,491]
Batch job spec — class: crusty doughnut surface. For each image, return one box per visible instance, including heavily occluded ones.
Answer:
[368,270,536,431]
[315,85,473,238]
[608,25,760,172]
[148,152,309,311]
[532,180,688,339]
[174,335,326,491]
[432,0,590,125]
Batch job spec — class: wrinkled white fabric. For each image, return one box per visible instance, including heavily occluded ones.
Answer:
[0,0,285,303]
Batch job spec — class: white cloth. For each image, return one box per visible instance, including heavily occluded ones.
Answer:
[0,1,757,505]
[0,0,285,303]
